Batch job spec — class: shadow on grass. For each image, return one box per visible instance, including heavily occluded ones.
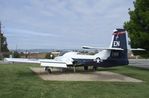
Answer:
[16,70,37,79]
[97,67,119,71]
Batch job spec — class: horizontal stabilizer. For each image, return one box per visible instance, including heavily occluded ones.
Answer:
[82,46,124,50]
[129,48,145,51]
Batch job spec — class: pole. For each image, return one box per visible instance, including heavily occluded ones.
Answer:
[0,21,2,58]
[0,21,1,53]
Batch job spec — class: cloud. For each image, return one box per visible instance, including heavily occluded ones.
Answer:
[0,0,134,49]
[5,28,62,38]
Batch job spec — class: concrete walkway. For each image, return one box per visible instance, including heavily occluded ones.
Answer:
[31,67,143,82]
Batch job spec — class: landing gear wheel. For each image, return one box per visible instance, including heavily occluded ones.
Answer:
[84,66,88,71]
[45,67,49,71]
[45,67,51,73]
[93,66,97,71]
[47,69,51,73]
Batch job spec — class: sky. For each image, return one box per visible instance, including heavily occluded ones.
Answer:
[0,0,134,49]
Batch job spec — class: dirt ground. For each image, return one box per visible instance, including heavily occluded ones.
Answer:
[30,67,143,82]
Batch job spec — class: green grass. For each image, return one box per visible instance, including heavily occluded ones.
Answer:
[0,64,149,98]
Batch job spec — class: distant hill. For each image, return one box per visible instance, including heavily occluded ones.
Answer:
[10,49,81,53]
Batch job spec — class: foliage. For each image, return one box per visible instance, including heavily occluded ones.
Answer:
[2,53,9,58]
[0,33,9,59]
[0,33,9,52]
[124,0,149,57]
[45,52,55,59]
[13,51,20,58]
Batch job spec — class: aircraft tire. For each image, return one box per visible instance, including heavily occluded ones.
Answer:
[84,66,88,70]
[47,69,51,73]
[93,66,97,71]
[45,67,51,73]
[45,66,49,71]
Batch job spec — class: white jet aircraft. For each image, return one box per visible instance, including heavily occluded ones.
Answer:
[5,29,144,73]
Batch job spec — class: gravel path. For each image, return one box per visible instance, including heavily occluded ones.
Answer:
[31,67,143,82]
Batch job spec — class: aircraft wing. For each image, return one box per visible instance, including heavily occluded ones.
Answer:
[82,46,124,50]
[4,58,41,63]
[4,58,67,68]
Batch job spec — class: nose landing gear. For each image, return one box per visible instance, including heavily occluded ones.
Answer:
[45,66,51,73]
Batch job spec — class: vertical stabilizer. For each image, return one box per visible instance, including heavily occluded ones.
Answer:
[110,29,127,49]
[108,29,128,65]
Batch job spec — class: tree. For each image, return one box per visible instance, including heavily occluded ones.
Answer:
[0,22,9,59]
[1,33,9,52]
[124,0,149,57]
[45,52,55,59]
[0,33,9,59]
[13,51,20,58]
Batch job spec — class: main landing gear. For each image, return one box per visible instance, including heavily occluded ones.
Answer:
[84,66,88,70]
[84,66,97,71]
[93,66,97,71]
[45,66,51,73]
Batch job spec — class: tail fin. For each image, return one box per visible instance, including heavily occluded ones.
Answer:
[108,29,128,65]
[109,28,127,49]
[82,28,129,66]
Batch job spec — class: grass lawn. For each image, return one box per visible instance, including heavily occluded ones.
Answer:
[0,63,149,98]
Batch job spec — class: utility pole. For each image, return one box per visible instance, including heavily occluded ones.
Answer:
[0,21,1,53]
[0,21,2,59]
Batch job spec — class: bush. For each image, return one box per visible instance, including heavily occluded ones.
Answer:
[45,52,54,59]
[13,51,20,58]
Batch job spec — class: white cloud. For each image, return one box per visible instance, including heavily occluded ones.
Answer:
[5,28,62,38]
[0,0,134,49]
